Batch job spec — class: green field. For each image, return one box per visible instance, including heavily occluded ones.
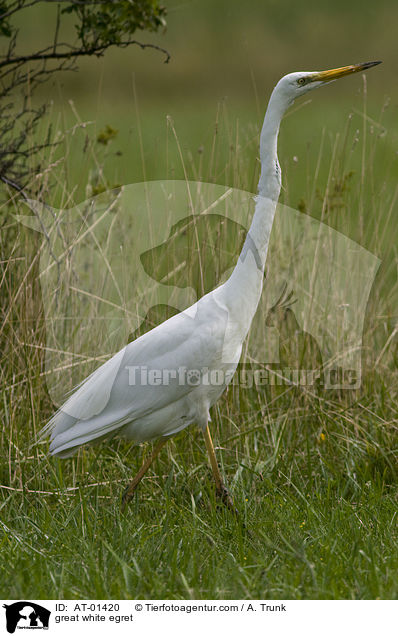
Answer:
[1,0,397,600]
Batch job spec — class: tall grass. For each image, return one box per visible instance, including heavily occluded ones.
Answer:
[0,88,397,599]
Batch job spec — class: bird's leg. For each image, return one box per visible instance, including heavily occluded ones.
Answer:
[203,425,237,514]
[122,438,168,509]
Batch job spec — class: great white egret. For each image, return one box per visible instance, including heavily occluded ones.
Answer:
[40,61,381,510]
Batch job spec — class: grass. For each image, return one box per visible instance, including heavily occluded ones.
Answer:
[1,405,397,599]
[1,84,397,599]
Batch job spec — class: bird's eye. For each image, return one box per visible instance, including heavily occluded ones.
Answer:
[297,77,306,85]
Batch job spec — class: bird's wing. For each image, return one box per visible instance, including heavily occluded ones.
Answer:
[42,289,233,454]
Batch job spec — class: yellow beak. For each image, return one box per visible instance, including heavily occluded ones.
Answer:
[312,60,382,83]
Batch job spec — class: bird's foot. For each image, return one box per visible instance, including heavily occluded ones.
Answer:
[216,482,238,516]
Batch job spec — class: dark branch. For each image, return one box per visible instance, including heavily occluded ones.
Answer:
[0,174,28,198]
[0,0,169,197]
[0,39,170,69]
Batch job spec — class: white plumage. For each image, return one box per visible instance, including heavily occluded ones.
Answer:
[39,61,381,506]
[44,288,238,456]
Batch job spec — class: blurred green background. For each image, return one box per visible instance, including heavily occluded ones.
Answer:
[15,0,395,205]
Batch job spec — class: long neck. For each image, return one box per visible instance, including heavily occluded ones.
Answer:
[220,89,286,321]
[258,90,284,199]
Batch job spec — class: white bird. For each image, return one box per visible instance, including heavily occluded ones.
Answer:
[40,61,381,510]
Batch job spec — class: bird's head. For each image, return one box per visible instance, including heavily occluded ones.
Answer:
[274,61,381,106]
